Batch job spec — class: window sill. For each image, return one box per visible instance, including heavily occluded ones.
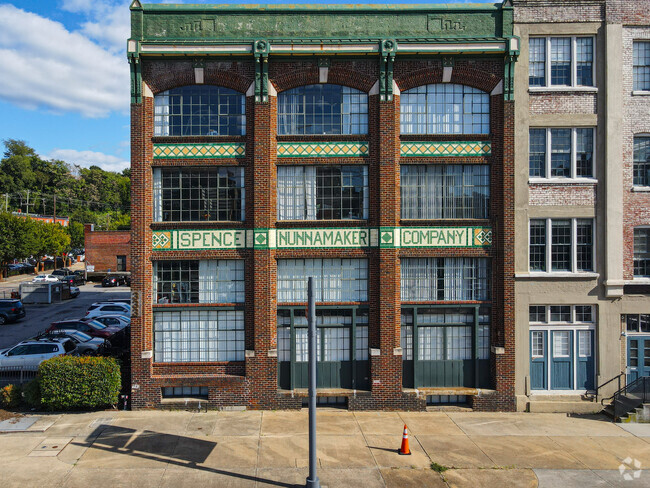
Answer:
[625,278,650,285]
[529,178,597,185]
[528,87,598,93]
[631,186,650,192]
[632,91,650,96]
[516,272,599,279]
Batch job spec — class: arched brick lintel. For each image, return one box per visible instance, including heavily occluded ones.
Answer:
[271,67,376,94]
[396,67,501,94]
[148,70,252,96]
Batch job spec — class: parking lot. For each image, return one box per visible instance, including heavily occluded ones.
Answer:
[0,277,130,350]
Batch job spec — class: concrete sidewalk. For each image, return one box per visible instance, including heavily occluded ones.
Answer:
[1,409,649,487]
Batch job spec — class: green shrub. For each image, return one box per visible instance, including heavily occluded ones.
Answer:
[1,384,22,408]
[39,356,121,411]
[22,378,41,408]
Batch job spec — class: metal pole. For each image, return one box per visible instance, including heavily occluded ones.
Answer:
[306,277,320,488]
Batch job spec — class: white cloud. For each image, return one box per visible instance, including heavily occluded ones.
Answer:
[46,148,129,173]
[0,4,129,117]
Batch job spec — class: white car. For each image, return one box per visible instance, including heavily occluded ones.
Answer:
[0,339,77,370]
[85,302,131,319]
[32,274,60,283]
[89,314,130,329]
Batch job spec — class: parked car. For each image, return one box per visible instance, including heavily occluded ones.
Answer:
[0,338,77,369]
[85,303,131,319]
[47,319,122,339]
[102,299,131,305]
[51,268,73,278]
[32,274,59,282]
[69,286,80,298]
[0,299,26,325]
[102,274,127,287]
[73,270,86,285]
[57,274,85,286]
[35,330,109,356]
[90,314,130,329]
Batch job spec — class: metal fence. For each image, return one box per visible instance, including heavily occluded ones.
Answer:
[0,366,38,387]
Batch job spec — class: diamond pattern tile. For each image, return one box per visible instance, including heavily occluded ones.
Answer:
[153,143,245,159]
[277,142,369,157]
[152,231,171,249]
[400,141,491,157]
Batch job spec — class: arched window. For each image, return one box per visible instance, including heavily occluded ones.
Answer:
[400,84,490,135]
[154,85,246,136]
[278,84,368,135]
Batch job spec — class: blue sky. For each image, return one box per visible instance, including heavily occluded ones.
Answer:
[0,0,492,173]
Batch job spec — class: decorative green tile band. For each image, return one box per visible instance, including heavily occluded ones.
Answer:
[400,141,491,157]
[153,143,246,159]
[277,142,369,158]
[152,227,491,250]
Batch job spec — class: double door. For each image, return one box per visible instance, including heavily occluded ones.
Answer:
[530,328,595,391]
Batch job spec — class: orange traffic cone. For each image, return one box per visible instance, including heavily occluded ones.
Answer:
[398,424,411,455]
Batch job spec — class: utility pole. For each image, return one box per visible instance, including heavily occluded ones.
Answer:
[53,195,57,225]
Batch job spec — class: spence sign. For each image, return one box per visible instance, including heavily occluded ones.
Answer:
[152,227,491,251]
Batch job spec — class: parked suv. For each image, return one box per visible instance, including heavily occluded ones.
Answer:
[85,302,131,319]
[0,338,77,369]
[0,299,26,325]
[47,319,122,339]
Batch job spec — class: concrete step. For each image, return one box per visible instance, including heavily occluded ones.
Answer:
[527,398,602,414]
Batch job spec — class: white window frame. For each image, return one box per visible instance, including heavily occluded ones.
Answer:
[633,41,650,94]
[529,304,596,393]
[529,36,597,90]
[633,134,650,188]
[528,218,596,275]
[529,127,596,182]
[633,226,650,280]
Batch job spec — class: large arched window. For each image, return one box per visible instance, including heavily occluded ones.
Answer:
[400,84,490,135]
[278,84,368,135]
[154,85,246,136]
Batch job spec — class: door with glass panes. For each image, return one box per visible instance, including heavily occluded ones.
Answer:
[624,314,650,382]
[277,308,369,390]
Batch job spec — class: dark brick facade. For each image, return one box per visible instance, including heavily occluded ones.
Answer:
[84,224,130,274]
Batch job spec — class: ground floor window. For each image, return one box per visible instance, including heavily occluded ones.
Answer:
[162,386,208,398]
[153,309,244,362]
[401,306,490,388]
[529,305,595,391]
[277,307,369,390]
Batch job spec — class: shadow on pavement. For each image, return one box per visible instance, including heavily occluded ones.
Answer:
[75,424,301,487]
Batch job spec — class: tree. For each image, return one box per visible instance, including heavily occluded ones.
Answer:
[67,221,85,249]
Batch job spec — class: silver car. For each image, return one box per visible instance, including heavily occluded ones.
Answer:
[0,339,77,370]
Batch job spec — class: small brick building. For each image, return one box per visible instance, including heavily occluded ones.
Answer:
[84,224,131,276]
[128,1,520,410]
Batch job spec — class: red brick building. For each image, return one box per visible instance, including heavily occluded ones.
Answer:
[84,224,130,276]
[128,2,519,410]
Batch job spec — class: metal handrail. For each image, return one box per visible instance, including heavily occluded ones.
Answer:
[602,376,650,420]
[596,371,626,404]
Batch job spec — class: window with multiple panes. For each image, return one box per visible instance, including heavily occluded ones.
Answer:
[400,84,490,135]
[634,228,650,278]
[633,41,650,92]
[530,305,594,324]
[277,166,368,220]
[633,136,650,187]
[529,37,594,88]
[400,165,490,219]
[277,259,368,302]
[529,128,594,178]
[116,255,126,272]
[401,258,491,301]
[529,219,594,272]
[154,85,246,136]
[154,309,244,362]
[625,314,650,333]
[162,386,208,398]
[400,308,490,361]
[153,167,244,222]
[277,84,368,135]
[153,260,245,304]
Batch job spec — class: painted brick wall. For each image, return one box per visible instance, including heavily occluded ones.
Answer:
[514,0,605,23]
[529,184,597,206]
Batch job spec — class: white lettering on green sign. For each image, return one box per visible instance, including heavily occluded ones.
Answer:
[277,229,370,248]
[401,228,468,247]
[177,230,246,249]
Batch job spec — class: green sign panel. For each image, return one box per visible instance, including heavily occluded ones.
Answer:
[152,227,491,251]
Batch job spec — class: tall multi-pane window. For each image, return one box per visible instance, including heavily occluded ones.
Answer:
[529,37,594,88]
[277,166,368,220]
[153,260,245,304]
[400,84,490,135]
[154,85,246,136]
[529,128,594,178]
[277,259,368,302]
[154,310,244,362]
[634,228,650,278]
[153,167,244,222]
[529,219,594,273]
[401,258,491,301]
[401,165,490,219]
[633,42,650,92]
[277,84,368,135]
[633,136,650,187]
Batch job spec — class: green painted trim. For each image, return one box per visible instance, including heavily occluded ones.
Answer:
[153,143,246,159]
[138,4,504,13]
[277,142,369,158]
[152,226,492,251]
[400,141,491,157]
